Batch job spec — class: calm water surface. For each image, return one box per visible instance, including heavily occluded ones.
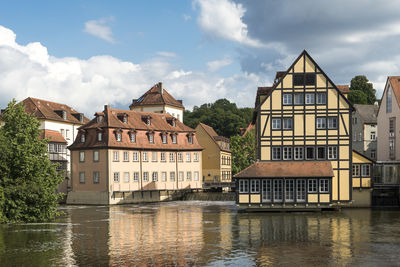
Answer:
[1,201,400,266]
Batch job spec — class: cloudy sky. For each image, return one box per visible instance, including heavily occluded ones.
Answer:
[0,0,399,116]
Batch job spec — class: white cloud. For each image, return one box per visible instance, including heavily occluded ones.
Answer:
[0,25,264,117]
[183,14,192,21]
[207,57,233,72]
[156,51,177,57]
[84,17,115,43]
[194,0,264,47]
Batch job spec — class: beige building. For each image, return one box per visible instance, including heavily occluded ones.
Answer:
[67,105,203,204]
[351,150,373,207]
[235,50,354,210]
[352,104,378,160]
[129,82,184,122]
[195,123,232,183]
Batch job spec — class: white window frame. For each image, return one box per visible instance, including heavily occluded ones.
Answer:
[179,171,184,181]
[327,117,338,129]
[133,151,139,162]
[130,133,136,143]
[283,118,293,130]
[79,172,85,184]
[319,179,329,193]
[93,171,99,184]
[283,94,292,105]
[272,118,281,130]
[170,171,175,181]
[116,132,122,142]
[169,152,175,162]
[79,151,85,162]
[123,172,130,183]
[97,132,102,141]
[294,147,304,160]
[172,134,177,144]
[294,93,304,105]
[283,147,292,160]
[162,172,167,182]
[178,152,183,162]
[305,93,315,104]
[152,151,157,162]
[123,151,129,162]
[316,93,326,104]
[370,131,376,141]
[361,165,370,177]
[93,151,99,162]
[113,151,119,162]
[194,171,199,181]
[272,147,281,160]
[328,146,337,159]
[317,117,326,129]
[133,172,139,182]
[308,179,318,193]
[80,134,85,143]
[143,172,149,182]
[239,180,249,193]
[186,152,191,162]
[143,152,148,162]
[152,172,158,182]
[113,172,120,183]
[149,133,154,144]
[251,179,260,193]
[194,152,199,162]
[187,171,192,181]
[162,134,167,144]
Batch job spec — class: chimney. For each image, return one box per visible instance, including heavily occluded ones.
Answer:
[178,100,183,105]
[104,104,109,111]
[158,82,163,95]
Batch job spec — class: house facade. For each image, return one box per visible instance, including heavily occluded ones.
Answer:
[235,50,354,210]
[195,123,232,184]
[129,82,184,122]
[67,105,202,205]
[352,104,378,160]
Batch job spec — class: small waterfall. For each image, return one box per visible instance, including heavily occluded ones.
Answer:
[182,192,236,201]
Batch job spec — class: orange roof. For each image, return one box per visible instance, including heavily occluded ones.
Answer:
[234,161,334,178]
[40,129,67,143]
[129,82,184,109]
[388,76,400,107]
[337,85,350,94]
[20,97,90,125]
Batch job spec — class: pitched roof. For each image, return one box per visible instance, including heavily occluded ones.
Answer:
[234,161,334,178]
[40,129,67,143]
[255,87,273,107]
[354,104,379,124]
[129,82,184,109]
[20,97,90,125]
[337,85,350,94]
[197,122,230,152]
[388,76,400,107]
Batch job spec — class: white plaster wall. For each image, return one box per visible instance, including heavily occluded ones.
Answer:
[165,106,183,122]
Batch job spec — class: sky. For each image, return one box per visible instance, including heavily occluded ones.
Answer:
[0,0,399,116]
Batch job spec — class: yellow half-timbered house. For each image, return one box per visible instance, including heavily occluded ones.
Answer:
[235,50,354,210]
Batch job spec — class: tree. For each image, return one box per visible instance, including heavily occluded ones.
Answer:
[230,130,256,175]
[348,90,368,105]
[0,100,63,223]
[349,75,376,104]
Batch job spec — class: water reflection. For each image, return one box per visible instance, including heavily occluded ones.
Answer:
[0,202,400,266]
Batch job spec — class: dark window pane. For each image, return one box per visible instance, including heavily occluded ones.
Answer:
[317,147,325,159]
[293,74,304,86]
[305,73,316,85]
[306,147,314,159]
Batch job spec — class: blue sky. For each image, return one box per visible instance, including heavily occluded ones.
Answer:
[0,0,399,116]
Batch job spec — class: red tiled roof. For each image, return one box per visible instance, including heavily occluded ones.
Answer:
[388,76,400,107]
[20,97,90,125]
[234,161,334,178]
[129,82,184,109]
[40,129,67,143]
[337,85,350,94]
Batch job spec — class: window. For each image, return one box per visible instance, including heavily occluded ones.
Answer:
[143,152,148,162]
[169,152,175,162]
[170,171,175,181]
[194,152,199,162]
[113,151,119,161]
[353,117,357,125]
[113,172,119,183]
[60,129,65,137]
[79,151,85,162]
[327,117,338,129]
[187,172,192,181]
[283,118,293,130]
[179,171,184,181]
[194,171,199,181]
[239,180,249,193]
[328,146,337,159]
[358,132,363,141]
[316,93,327,104]
[353,132,357,142]
[293,74,304,86]
[294,147,304,160]
[80,133,85,143]
[133,172,139,182]
[272,147,281,160]
[162,134,167,144]
[371,150,376,159]
[146,118,151,125]
[352,165,360,176]
[159,152,165,162]
[152,151,157,162]
[317,147,325,159]
[123,116,128,124]
[62,110,67,120]
[97,115,103,123]
[123,151,129,162]
[317,118,326,129]
[370,131,376,141]
[130,133,136,143]
[306,147,314,160]
[172,135,177,144]
[97,132,102,142]
[133,151,139,161]
[305,73,316,85]
[251,180,260,193]
[285,179,295,202]
[273,180,283,202]
[293,73,315,86]
[387,87,392,113]
[272,118,281,130]
[161,172,167,182]
[294,94,304,104]
[124,172,130,183]
[296,180,306,202]
[361,165,370,177]
[305,93,315,104]
[188,135,193,144]
[186,152,191,162]
[116,132,122,142]
[143,172,149,182]
[283,147,292,160]
[79,172,85,184]
[93,151,99,162]
[93,172,99,184]
[308,179,317,193]
[152,172,158,182]
[148,133,154,144]
[283,94,292,105]
[178,152,183,162]
[320,179,329,193]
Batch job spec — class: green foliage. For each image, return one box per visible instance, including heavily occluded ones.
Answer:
[184,98,253,137]
[0,100,63,223]
[230,130,256,175]
[349,75,376,104]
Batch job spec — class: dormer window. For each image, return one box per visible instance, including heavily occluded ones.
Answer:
[79,114,84,123]
[167,118,176,127]
[123,117,128,123]
[142,115,152,126]
[97,132,102,142]
[172,120,176,127]
[188,135,193,144]
[96,115,103,123]
[80,133,85,143]
[162,134,167,144]
[146,118,151,125]
[130,132,136,143]
[172,134,177,144]
[62,110,67,120]
[148,133,154,144]
[116,132,122,142]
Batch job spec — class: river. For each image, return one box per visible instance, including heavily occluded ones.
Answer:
[0,201,400,266]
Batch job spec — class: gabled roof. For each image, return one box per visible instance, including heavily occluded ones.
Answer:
[196,122,230,152]
[129,82,184,109]
[337,85,350,94]
[255,87,273,107]
[352,149,375,163]
[257,50,354,112]
[20,97,90,125]
[354,104,379,124]
[40,129,67,143]
[234,161,334,178]
[388,76,400,107]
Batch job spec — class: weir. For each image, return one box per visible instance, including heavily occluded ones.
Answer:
[182,191,236,201]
